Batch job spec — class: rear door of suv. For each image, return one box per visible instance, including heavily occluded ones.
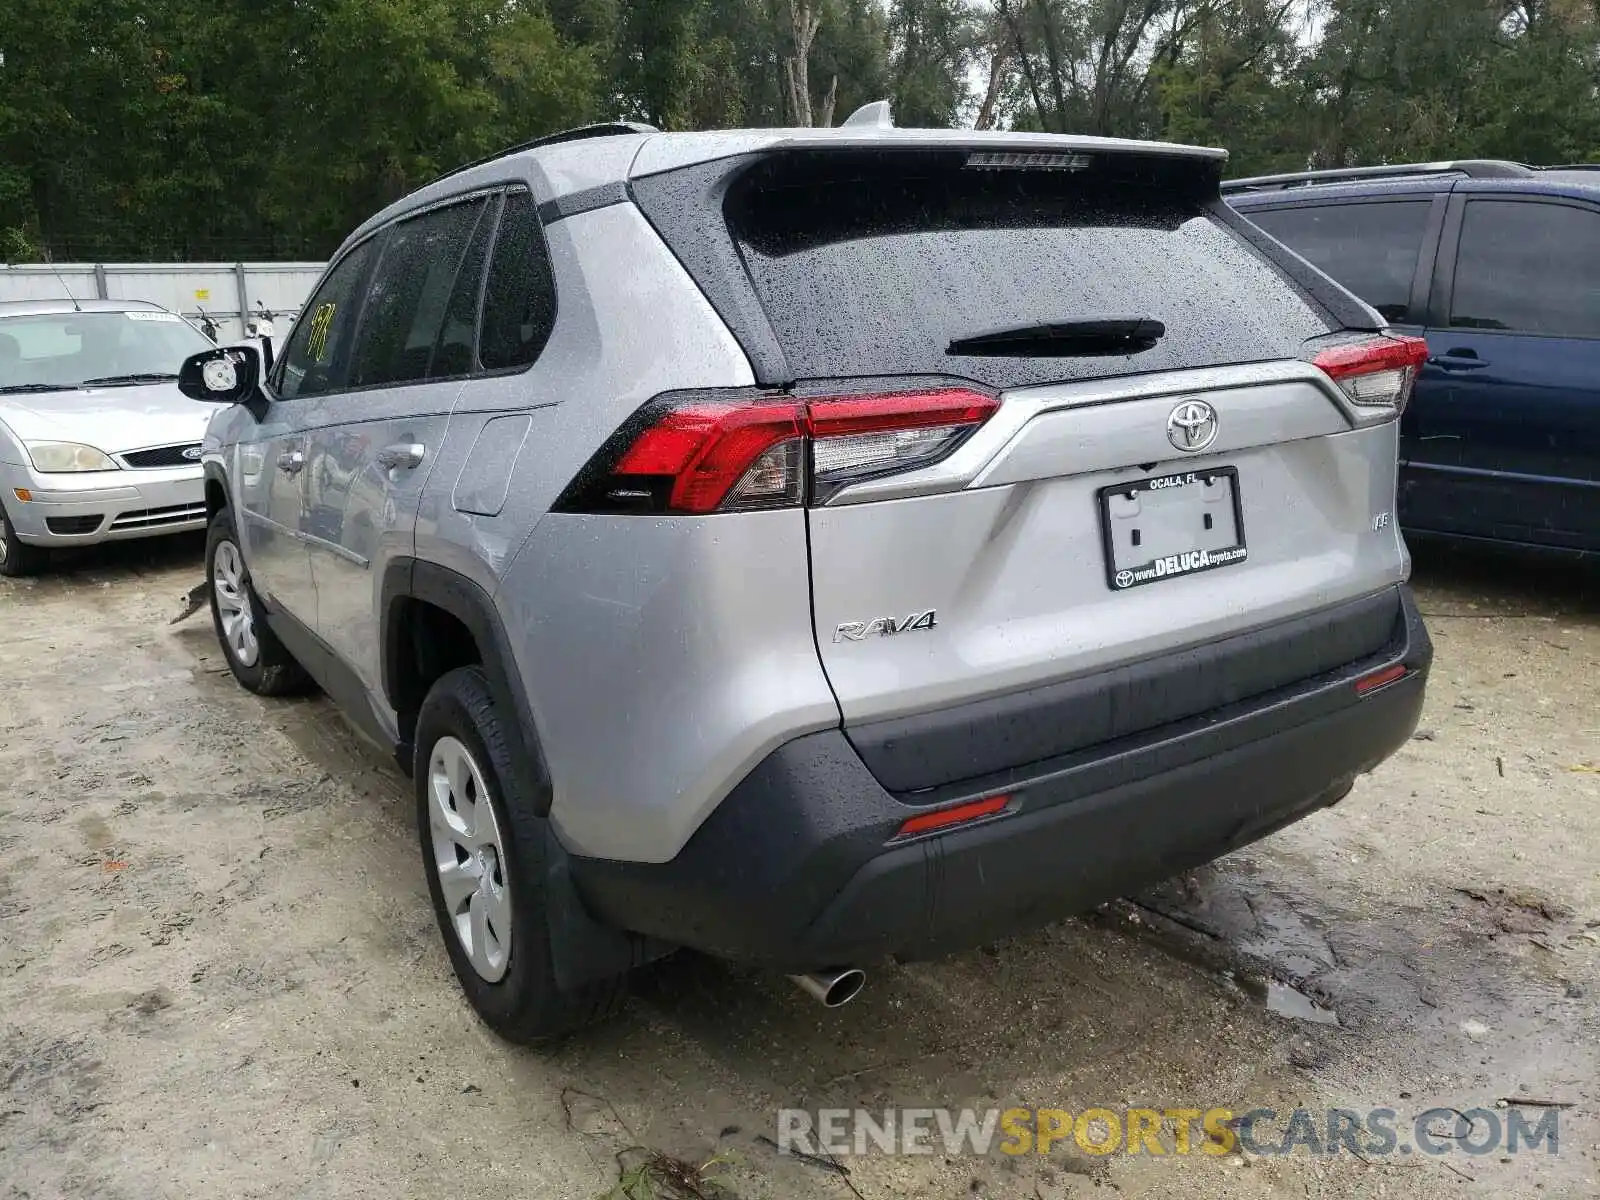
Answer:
[299,192,499,707]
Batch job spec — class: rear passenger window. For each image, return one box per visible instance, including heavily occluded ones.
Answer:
[1247,201,1430,323]
[479,190,558,370]
[1450,199,1600,338]
[431,198,497,378]
[347,197,491,389]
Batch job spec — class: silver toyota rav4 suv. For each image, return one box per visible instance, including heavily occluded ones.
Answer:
[179,116,1432,1041]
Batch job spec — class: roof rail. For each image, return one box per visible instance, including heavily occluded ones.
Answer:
[427,121,657,188]
[1221,160,1533,193]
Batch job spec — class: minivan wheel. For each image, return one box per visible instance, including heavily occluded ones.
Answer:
[415,666,627,1042]
[0,503,48,578]
[206,507,311,695]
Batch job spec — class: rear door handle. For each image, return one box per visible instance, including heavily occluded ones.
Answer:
[276,449,305,474]
[376,443,426,471]
[1428,352,1490,372]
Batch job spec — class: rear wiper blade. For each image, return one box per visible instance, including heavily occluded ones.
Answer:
[0,382,79,394]
[80,373,180,386]
[948,317,1166,357]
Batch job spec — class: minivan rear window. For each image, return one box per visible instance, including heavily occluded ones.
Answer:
[715,151,1333,390]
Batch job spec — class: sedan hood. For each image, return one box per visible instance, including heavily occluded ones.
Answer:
[0,383,213,454]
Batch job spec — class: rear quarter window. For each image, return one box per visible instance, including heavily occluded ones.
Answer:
[717,151,1334,390]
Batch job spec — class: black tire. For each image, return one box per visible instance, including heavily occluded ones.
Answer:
[415,666,627,1042]
[0,501,49,578]
[206,507,311,696]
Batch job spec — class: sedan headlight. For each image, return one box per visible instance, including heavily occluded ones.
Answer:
[26,441,119,472]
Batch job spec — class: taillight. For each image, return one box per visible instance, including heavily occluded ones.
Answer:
[558,386,997,514]
[611,401,804,513]
[1310,335,1429,413]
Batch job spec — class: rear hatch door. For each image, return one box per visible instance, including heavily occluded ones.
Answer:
[638,142,1405,794]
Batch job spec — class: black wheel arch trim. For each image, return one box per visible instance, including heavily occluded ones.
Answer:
[384,559,672,986]
[380,557,554,815]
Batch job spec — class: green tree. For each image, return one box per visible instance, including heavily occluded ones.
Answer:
[889,0,979,125]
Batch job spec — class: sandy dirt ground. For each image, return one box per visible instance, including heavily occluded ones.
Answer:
[1,535,1596,1200]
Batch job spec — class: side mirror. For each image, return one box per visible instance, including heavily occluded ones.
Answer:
[179,345,263,407]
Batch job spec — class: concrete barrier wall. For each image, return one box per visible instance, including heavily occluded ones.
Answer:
[0,261,326,341]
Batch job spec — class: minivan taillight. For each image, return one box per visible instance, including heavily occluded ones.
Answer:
[558,387,998,514]
[1310,335,1430,413]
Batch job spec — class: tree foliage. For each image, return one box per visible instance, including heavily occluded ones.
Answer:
[994,0,1600,169]
[2,0,1597,261]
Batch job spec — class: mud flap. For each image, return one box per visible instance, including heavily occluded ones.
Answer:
[170,580,209,626]
[545,825,674,990]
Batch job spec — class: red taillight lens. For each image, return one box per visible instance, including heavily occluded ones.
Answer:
[562,386,997,514]
[807,389,998,438]
[1311,335,1429,412]
[613,402,803,514]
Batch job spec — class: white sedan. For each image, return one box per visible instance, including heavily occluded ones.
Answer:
[0,298,218,576]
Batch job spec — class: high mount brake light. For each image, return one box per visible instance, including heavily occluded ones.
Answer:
[564,387,999,514]
[1311,335,1429,412]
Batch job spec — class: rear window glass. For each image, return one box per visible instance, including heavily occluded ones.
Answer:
[1247,201,1429,323]
[723,152,1332,390]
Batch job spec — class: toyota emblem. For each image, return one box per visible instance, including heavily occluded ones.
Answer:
[1167,400,1218,453]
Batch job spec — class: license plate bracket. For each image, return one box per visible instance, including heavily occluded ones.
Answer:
[1099,467,1248,591]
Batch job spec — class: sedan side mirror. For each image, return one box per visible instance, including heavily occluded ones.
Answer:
[179,345,264,408]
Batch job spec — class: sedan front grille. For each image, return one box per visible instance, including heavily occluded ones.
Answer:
[109,503,207,531]
[120,444,202,469]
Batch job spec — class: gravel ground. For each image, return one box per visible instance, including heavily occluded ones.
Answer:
[1,535,1596,1200]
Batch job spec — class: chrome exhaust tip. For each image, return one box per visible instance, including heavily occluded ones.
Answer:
[788,967,866,1008]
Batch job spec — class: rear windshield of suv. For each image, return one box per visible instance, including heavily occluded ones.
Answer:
[713,150,1334,390]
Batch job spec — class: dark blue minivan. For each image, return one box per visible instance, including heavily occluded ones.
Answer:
[1227,161,1599,557]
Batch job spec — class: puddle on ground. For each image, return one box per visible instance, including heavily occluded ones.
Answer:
[1260,978,1340,1026]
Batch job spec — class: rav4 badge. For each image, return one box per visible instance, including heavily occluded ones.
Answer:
[834,610,938,643]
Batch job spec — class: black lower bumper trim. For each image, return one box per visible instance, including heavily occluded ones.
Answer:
[851,588,1402,794]
[569,587,1431,970]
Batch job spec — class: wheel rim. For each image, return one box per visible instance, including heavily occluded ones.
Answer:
[428,736,512,982]
[0,516,9,565]
[211,539,260,667]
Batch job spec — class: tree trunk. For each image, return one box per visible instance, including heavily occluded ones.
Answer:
[975,43,1011,130]
[1034,0,1074,131]
[783,0,824,126]
[998,0,1050,132]
[819,74,839,127]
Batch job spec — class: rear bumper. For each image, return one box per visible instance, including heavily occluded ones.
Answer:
[569,586,1431,970]
[1,463,206,545]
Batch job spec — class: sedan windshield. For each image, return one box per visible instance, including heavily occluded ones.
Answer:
[0,311,212,392]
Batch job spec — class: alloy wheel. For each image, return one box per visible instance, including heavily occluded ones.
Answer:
[211,539,260,667]
[428,735,512,982]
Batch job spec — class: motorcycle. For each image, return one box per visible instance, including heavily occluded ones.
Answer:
[195,306,221,343]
